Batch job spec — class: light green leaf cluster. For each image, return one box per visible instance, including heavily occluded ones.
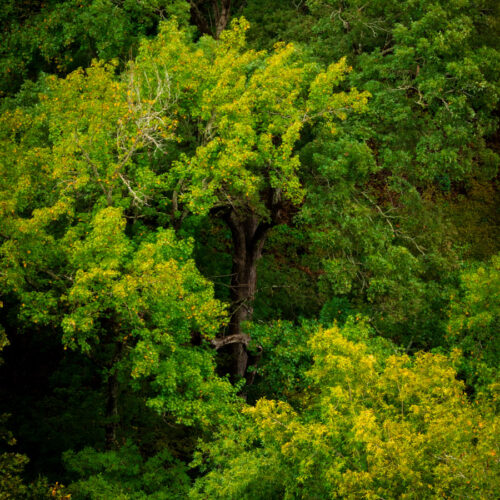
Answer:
[60,207,231,426]
[193,320,499,499]
[0,47,237,428]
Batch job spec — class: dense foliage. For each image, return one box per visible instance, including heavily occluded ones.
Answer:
[193,321,499,499]
[0,1,498,498]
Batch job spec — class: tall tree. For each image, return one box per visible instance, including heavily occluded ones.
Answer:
[131,18,369,376]
[0,60,234,451]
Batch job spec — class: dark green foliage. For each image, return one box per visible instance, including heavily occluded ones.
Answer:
[0,415,30,499]
[246,320,316,402]
[64,442,190,499]
[250,0,500,183]
[320,296,354,326]
[0,0,191,97]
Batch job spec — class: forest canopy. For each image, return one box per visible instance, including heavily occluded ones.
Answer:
[0,1,499,498]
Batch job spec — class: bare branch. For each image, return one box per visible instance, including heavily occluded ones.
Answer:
[118,172,149,206]
[210,333,251,350]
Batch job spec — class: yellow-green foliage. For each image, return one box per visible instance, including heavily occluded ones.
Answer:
[0,64,234,428]
[1,10,498,497]
[0,18,369,429]
[133,18,369,217]
[193,321,499,499]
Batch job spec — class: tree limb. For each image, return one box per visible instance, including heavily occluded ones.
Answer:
[210,333,250,350]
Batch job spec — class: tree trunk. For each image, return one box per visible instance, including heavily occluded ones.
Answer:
[104,342,123,450]
[105,369,119,450]
[223,210,269,378]
[215,0,232,38]
[188,1,232,39]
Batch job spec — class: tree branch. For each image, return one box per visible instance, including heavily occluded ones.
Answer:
[210,333,250,350]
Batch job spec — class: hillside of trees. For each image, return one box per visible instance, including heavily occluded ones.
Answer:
[0,1,499,498]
